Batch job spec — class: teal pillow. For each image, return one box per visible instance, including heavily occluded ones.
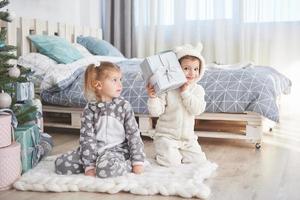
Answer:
[28,35,83,64]
[77,36,124,57]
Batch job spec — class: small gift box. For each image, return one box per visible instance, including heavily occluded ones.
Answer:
[140,51,187,95]
[14,82,35,102]
[14,124,40,173]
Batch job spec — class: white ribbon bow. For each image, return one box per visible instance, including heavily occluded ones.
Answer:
[154,55,179,83]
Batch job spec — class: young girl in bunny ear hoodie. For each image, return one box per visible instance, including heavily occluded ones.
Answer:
[147,43,207,167]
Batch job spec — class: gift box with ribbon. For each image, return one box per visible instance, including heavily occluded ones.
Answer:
[14,82,35,102]
[140,51,187,95]
[14,124,40,173]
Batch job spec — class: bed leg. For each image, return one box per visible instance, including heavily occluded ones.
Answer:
[71,113,81,129]
[138,116,154,138]
[246,123,263,149]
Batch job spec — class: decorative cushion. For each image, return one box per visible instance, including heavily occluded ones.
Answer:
[28,35,83,64]
[77,36,124,57]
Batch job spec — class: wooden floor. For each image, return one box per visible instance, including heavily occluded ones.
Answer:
[1,115,300,200]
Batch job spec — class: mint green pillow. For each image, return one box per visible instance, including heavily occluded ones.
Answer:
[77,36,124,57]
[28,35,83,64]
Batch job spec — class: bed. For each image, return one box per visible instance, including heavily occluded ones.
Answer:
[3,17,292,149]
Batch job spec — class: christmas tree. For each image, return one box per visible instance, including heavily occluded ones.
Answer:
[0,0,37,124]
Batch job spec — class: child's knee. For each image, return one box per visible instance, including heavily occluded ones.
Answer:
[181,141,207,164]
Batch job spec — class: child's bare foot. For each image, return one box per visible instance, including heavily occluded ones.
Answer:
[132,165,144,174]
[85,168,96,177]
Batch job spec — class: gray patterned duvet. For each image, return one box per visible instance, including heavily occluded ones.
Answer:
[41,59,291,122]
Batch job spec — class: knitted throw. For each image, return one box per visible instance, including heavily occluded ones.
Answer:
[14,156,217,199]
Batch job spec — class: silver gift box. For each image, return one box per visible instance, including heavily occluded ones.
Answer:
[14,82,35,102]
[140,51,187,95]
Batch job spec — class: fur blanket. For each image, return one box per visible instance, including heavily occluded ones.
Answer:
[14,156,217,199]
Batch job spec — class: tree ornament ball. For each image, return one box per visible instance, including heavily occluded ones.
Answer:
[0,92,12,108]
[8,65,21,78]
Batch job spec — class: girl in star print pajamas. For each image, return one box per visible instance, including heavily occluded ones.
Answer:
[55,62,145,178]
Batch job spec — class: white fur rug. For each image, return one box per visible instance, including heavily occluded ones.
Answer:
[14,156,217,199]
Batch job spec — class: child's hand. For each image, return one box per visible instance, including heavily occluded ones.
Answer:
[132,165,143,174]
[180,82,190,93]
[146,83,156,98]
[85,168,96,177]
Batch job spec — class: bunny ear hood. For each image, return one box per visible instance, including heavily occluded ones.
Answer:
[173,43,206,80]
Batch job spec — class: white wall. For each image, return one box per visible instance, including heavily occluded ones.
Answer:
[8,0,101,28]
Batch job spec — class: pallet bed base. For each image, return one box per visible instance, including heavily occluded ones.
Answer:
[139,113,274,149]
[43,105,275,149]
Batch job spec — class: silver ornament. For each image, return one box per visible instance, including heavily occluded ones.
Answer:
[8,65,21,78]
[0,92,12,108]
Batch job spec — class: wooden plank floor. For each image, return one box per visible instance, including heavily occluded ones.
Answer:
[1,115,300,200]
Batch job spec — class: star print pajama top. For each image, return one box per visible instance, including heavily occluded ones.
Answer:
[55,97,145,178]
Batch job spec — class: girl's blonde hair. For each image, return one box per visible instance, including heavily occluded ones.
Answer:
[84,61,120,101]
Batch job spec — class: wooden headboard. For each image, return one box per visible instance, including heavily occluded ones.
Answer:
[0,17,102,56]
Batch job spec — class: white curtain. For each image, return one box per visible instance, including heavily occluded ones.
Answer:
[133,0,300,115]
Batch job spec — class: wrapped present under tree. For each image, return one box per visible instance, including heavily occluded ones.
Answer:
[14,124,40,173]
[14,82,35,102]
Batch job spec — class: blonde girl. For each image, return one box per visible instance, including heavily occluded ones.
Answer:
[55,62,145,178]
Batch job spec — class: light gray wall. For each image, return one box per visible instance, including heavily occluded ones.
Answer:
[8,0,101,28]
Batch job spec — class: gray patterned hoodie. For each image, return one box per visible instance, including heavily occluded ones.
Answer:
[79,97,145,169]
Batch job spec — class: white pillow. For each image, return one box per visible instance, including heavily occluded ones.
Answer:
[17,52,57,86]
[72,43,93,58]
[41,56,104,90]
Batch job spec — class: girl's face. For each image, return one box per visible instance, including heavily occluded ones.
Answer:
[180,58,200,83]
[95,71,123,102]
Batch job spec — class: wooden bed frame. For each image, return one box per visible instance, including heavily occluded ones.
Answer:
[43,105,275,149]
[2,17,276,149]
